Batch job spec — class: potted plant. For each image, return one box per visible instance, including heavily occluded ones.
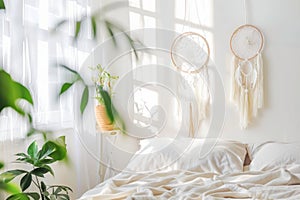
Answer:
[91,64,119,131]
[0,136,72,200]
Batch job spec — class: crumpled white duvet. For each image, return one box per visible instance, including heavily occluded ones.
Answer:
[79,168,300,200]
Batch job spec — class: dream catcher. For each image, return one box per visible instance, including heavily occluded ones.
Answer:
[171,32,210,74]
[230,0,264,129]
[171,31,211,137]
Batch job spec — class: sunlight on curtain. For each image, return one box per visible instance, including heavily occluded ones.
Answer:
[0,0,95,198]
[0,0,92,141]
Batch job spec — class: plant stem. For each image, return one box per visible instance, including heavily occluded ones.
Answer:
[35,175,45,200]
[32,179,39,188]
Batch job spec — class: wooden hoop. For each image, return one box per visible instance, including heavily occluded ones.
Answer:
[171,32,210,74]
[230,24,264,60]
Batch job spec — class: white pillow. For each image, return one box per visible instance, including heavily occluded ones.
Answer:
[126,137,247,174]
[248,142,300,172]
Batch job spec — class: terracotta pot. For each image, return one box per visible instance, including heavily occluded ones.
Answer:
[95,105,114,131]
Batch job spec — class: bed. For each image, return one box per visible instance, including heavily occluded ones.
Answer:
[79,138,300,199]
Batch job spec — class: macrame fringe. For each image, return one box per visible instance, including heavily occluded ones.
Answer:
[177,66,210,137]
[231,54,264,129]
[240,89,249,129]
[257,53,264,108]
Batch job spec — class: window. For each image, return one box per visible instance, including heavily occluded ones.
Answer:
[127,0,214,137]
[0,0,93,141]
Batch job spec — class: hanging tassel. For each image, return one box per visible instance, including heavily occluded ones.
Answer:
[257,53,264,108]
[240,89,249,129]
[251,58,258,117]
[252,85,258,117]
[189,102,194,137]
[230,56,239,105]
[201,65,210,120]
[244,89,249,128]
[239,89,244,128]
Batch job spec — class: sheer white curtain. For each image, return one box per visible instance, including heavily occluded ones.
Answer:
[0,0,100,198]
[0,0,94,141]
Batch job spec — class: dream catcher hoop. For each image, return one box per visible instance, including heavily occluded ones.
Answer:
[171,30,211,137]
[230,21,265,129]
[230,24,264,61]
[171,32,210,74]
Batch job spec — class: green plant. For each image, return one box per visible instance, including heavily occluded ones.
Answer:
[0,136,72,200]
[0,162,21,195]
[0,0,136,196]
[56,2,141,115]
[90,65,126,131]
[91,64,119,105]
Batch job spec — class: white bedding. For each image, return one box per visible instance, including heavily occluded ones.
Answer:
[126,138,246,174]
[79,168,300,199]
[79,139,300,199]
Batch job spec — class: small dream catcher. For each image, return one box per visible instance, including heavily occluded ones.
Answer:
[171,32,211,137]
[171,32,210,74]
[230,24,264,129]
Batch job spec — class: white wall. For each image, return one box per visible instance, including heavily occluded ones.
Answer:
[77,1,300,184]
[3,0,300,198]
[213,0,300,142]
[110,0,300,143]
[69,0,300,197]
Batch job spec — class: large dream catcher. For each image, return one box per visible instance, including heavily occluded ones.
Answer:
[230,0,264,129]
[171,31,211,137]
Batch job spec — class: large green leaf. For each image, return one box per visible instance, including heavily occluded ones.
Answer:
[74,20,81,39]
[0,161,3,169]
[37,136,67,163]
[37,142,56,161]
[103,20,139,59]
[80,86,89,114]
[15,153,34,165]
[59,82,74,95]
[41,181,46,192]
[27,141,38,160]
[0,170,27,183]
[48,136,67,161]
[0,0,5,10]
[58,64,92,114]
[42,165,54,176]
[112,106,126,133]
[105,21,117,46]
[20,173,32,191]
[26,193,40,200]
[31,167,50,177]
[0,182,21,194]
[59,64,79,76]
[0,69,33,115]
[6,193,39,200]
[91,16,97,38]
[7,193,30,200]
[98,86,114,123]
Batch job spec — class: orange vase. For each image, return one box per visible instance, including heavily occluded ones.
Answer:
[95,105,114,131]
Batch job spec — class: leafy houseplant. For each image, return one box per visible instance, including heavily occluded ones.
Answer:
[92,64,119,105]
[0,136,72,200]
[91,65,119,131]
[0,0,135,196]
[0,162,20,196]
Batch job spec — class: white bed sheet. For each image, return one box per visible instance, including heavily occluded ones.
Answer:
[79,168,300,200]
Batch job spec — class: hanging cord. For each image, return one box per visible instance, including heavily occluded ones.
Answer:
[182,0,188,32]
[182,0,207,38]
[243,0,248,24]
[194,0,207,39]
